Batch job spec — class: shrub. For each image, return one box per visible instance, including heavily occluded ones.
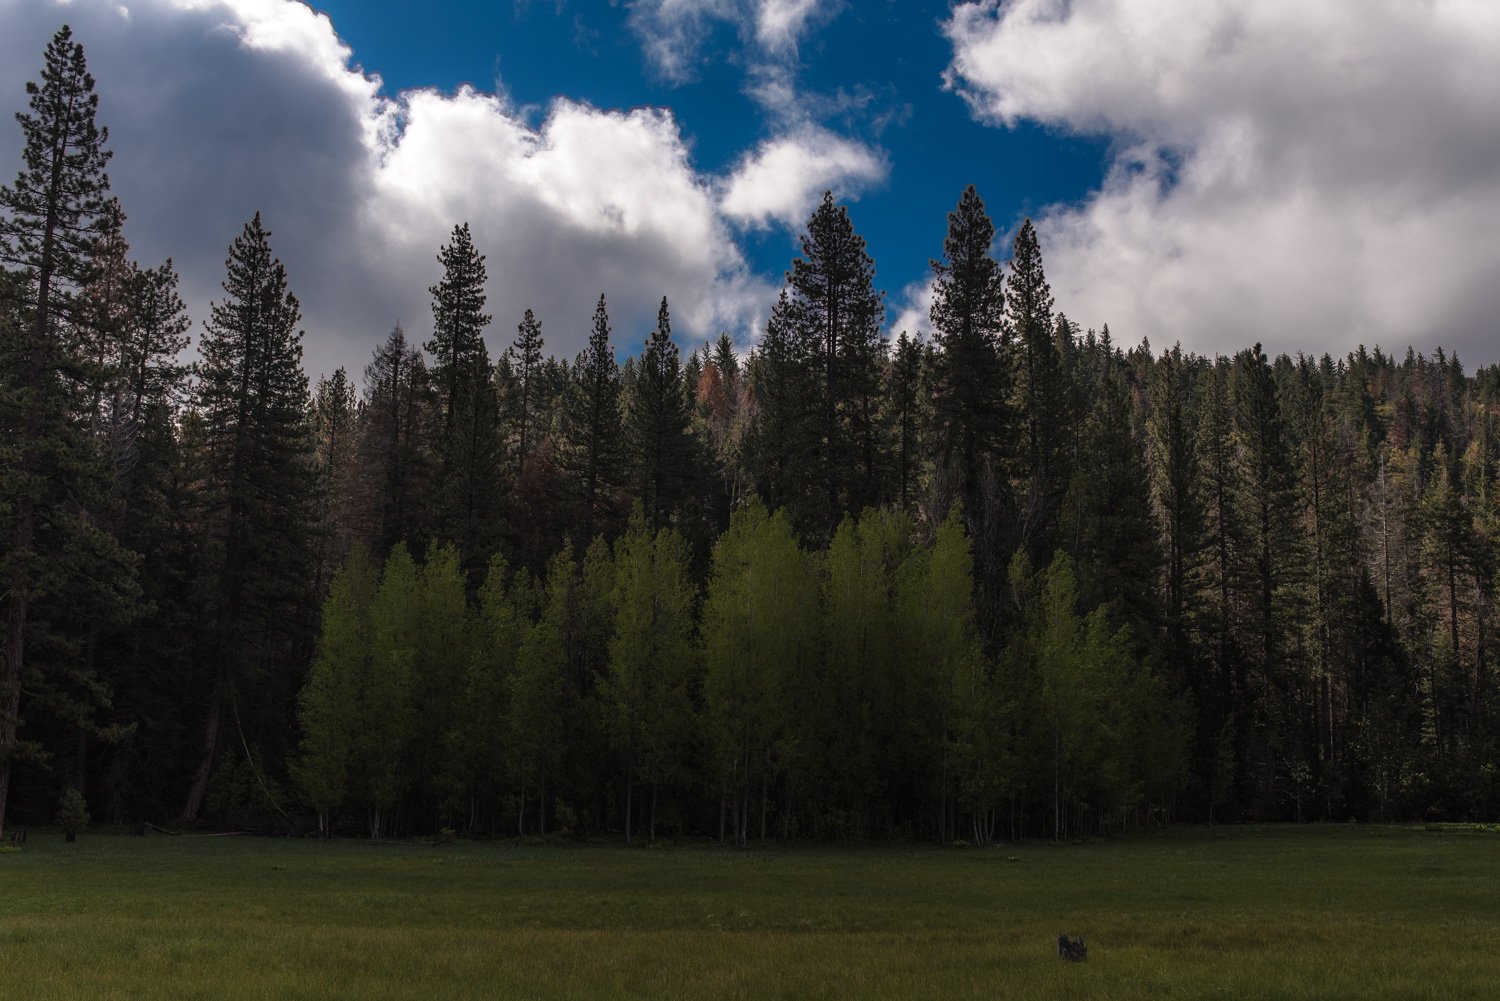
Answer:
[57,789,90,843]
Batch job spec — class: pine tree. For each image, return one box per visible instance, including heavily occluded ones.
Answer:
[507,308,545,476]
[356,324,435,556]
[1419,446,1473,754]
[0,26,123,839]
[426,223,491,427]
[1146,344,1202,660]
[745,291,822,541]
[1194,358,1241,784]
[425,225,502,568]
[90,257,195,821]
[787,192,886,535]
[180,213,315,822]
[886,330,925,512]
[1065,347,1161,640]
[312,367,358,584]
[563,294,624,540]
[1006,219,1066,565]
[929,186,1010,533]
[627,297,693,532]
[1229,344,1300,805]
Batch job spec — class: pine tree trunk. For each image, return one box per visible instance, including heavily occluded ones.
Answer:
[1053,713,1061,842]
[518,775,527,837]
[179,672,226,822]
[731,778,740,847]
[760,777,767,842]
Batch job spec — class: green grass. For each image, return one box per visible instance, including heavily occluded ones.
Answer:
[2,825,1497,999]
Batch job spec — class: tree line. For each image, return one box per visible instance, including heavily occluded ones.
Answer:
[3,27,1498,841]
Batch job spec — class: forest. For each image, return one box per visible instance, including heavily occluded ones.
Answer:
[4,26,1499,844]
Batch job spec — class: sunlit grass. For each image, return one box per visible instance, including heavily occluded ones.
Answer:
[3,825,1497,999]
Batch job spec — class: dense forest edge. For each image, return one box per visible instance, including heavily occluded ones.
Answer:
[4,27,1499,844]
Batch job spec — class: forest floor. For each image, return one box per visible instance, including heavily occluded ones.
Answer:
[2,823,1497,999]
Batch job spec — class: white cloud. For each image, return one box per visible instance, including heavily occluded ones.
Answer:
[943,0,1500,360]
[626,0,740,84]
[627,0,833,81]
[888,279,935,340]
[721,126,887,229]
[627,0,885,244]
[754,0,823,54]
[0,0,773,380]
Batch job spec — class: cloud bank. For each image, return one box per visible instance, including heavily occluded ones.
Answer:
[944,0,1500,360]
[0,0,776,379]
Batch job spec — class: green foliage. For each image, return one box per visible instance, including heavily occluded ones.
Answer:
[426,223,502,569]
[0,24,133,841]
[929,185,1010,522]
[355,324,436,555]
[744,291,823,542]
[915,509,1005,843]
[506,307,545,474]
[786,192,887,535]
[702,501,818,843]
[292,543,376,833]
[506,550,568,835]
[626,298,694,532]
[182,212,316,822]
[564,294,624,539]
[55,788,88,840]
[602,507,698,841]
[8,24,1500,837]
[1007,552,1185,839]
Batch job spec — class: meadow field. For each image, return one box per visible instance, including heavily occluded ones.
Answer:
[2,825,1496,1000]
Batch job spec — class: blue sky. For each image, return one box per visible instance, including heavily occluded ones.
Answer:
[309,0,1109,332]
[1,1,1497,377]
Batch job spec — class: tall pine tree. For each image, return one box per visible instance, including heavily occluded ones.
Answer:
[426,224,501,568]
[627,297,693,532]
[564,294,624,540]
[180,213,315,821]
[0,26,124,838]
[787,192,886,536]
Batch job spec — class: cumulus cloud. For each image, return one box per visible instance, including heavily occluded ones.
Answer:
[721,126,887,229]
[0,0,772,380]
[943,0,1500,360]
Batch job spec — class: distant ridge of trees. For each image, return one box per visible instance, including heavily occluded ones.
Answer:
[4,27,1500,841]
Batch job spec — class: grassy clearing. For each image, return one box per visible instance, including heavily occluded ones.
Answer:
[2,825,1497,999]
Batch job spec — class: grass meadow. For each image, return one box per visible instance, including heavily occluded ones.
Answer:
[2,824,1497,999]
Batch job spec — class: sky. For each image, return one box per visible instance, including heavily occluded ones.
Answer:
[1,0,1498,380]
